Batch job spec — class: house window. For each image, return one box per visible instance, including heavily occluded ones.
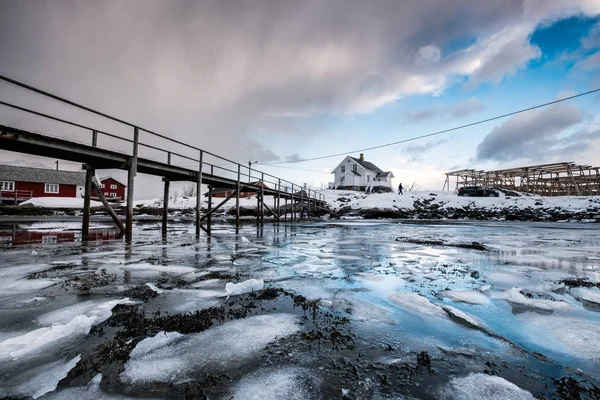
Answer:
[341,166,345,173]
[110,184,117,189]
[104,192,109,196]
[44,183,59,193]
[352,165,357,172]
[367,176,370,182]
[1,181,15,191]
[340,176,345,183]
[100,184,105,188]
[110,193,117,198]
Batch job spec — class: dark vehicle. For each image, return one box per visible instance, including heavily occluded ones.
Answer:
[457,186,499,197]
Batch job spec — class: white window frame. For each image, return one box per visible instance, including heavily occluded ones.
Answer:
[44,183,59,194]
[1,181,15,191]
[104,192,109,196]
[100,183,105,188]
[110,193,117,198]
[341,166,345,173]
[352,164,357,172]
[367,175,370,182]
[110,184,117,189]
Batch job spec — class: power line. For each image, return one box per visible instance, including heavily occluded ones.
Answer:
[261,87,600,165]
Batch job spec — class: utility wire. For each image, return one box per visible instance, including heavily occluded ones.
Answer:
[261,87,600,165]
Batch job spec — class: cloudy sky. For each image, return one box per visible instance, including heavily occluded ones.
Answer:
[1,0,599,197]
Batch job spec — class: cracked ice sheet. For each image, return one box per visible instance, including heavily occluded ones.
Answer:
[229,367,321,400]
[441,373,535,400]
[120,314,301,384]
[1,355,81,399]
[40,374,160,400]
[0,298,131,361]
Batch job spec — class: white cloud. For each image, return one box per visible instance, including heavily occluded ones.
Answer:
[415,45,441,66]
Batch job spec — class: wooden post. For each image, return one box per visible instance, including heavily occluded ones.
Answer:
[276,179,281,220]
[236,164,241,229]
[207,187,213,229]
[284,198,288,222]
[196,150,203,238]
[300,188,304,220]
[162,178,170,237]
[125,127,139,242]
[260,173,265,225]
[92,130,98,147]
[93,183,126,234]
[256,190,260,225]
[291,184,295,222]
[82,167,94,241]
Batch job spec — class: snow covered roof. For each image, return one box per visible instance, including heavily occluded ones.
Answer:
[349,156,383,173]
[0,164,86,185]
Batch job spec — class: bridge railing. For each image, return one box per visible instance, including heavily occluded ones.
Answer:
[0,75,326,206]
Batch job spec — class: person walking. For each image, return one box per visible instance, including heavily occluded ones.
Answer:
[398,183,403,195]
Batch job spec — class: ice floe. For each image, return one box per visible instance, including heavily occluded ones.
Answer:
[569,287,600,305]
[441,305,487,331]
[229,367,320,400]
[225,279,265,296]
[387,292,446,318]
[0,299,131,360]
[442,373,535,399]
[441,290,489,305]
[494,288,573,312]
[120,314,300,384]
[3,355,80,399]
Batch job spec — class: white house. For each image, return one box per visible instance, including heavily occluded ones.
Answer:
[329,153,395,192]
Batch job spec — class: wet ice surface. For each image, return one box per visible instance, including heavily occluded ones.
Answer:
[0,219,599,399]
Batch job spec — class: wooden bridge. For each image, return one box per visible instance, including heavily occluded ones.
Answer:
[0,75,327,241]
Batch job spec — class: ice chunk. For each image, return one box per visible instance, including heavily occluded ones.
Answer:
[569,287,600,305]
[230,367,320,400]
[145,283,164,294]
[241,236,251,243]
[479,285,492,292]
[442,305,486,330]
[1,299,131,360]
[495,288,573,312]
[31,250,38,257]
[121,314,300,384]
[442,373,535,399]
[441,290,489,305]
[387,292,446,318]
[40,374,158,399]
[225,279,264,296]
[6,355,80,399]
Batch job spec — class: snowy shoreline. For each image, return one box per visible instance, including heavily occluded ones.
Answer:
[3,190,600,223]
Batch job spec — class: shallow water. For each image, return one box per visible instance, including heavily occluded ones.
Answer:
[0,219,599,399]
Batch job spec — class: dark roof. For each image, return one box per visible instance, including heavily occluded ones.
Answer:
[351,170,361,176]
[376,171,393,177]
[0,165,86,186]
[350,157,383,173]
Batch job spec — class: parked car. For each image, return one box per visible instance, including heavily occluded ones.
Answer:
[457,186,499,197]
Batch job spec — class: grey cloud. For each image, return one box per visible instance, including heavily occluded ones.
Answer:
[405,98,483,122]
[402,139,447,162]
[284,154,303,162]
[582,22,600,50]
[475,103,585,162]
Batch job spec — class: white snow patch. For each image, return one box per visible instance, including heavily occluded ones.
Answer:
[442,373,535,400]
[387,292,446,318]
[441,290,489,305]
[225,279,264,296]
[145,283,164,294]
[120,314,300,384]
[21,197,103,209]
[442,305,487,330]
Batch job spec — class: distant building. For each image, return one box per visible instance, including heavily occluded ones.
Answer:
[211,181,270,198]
[0,165,86,204]
[98,176,127,200]
[329,153,395,192]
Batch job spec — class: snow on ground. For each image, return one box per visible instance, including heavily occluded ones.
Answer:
[120,314,301,384]
[440,290,490,305]
[387,292,447,318]
[20,197,104,208]
[442,373,535,400]
[323,190,600,212]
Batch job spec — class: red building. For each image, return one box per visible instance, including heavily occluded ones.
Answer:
[212,181,270,198]
[99,176,127,200]
[0,165,86,204]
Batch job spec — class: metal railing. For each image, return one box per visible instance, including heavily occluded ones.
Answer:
[0,74,326,206]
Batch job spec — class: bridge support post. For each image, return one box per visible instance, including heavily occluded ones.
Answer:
[196,150,203,238]
[126,127,139,242]
[207,187,213,229]
[291,184,295,222]
[260,173,265,225]
[162,178,170,237]
[82,167,95,241]
[284,198,288,222]
[256,191,260,225]
[236,165,241,229]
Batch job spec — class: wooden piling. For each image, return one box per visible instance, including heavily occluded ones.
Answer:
[125,127,139,241]
[236,165,241,229]
[82,167,94,241]
[196,150,203,238]
[162,178,170,237]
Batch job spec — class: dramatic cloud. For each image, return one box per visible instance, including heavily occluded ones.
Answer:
[475,103,587,162]
[402,139,448,163]
[405,98,483,122]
